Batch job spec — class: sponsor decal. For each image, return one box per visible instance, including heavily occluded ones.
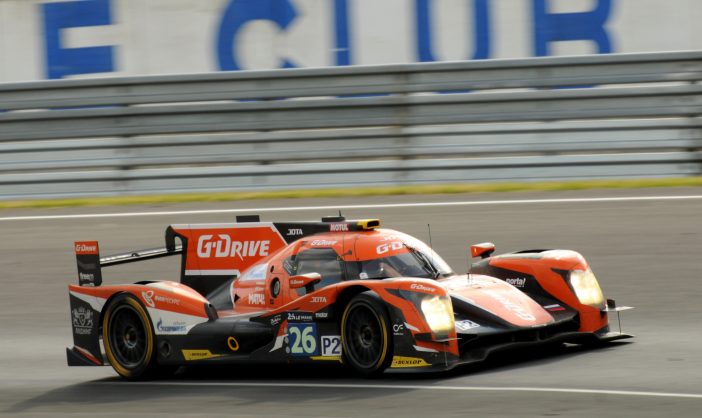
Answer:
[311,296,327,303]
[155,295,180,305]
[287,312,314,322]
[544,304,566,312]
[505,277,527,288]
[392,323,405,336]
[178,226,287,276]
[181,349,225,361]
[287,228,303,236]
[376,241,403,254]
[79,272,95,283]
[197,234,270,260]
[142,290,155,308]
[269,314,282,326]
[286,323,319,356]
[315,311,328,319]
[74,242,98,254]
[141,290,179,308]
[71,306,94,335]
[289,279,305,287]
[410,283,436,293]
[390,356,431,368]
[156,318,187,333]
[75,241,102,286]
[310,240,337,247]
[481,289,536,321]
[329,223,349,232]
[248,293,265,305]
[310,355,342,362]
[455,319,480,331]
[321,335,342,356]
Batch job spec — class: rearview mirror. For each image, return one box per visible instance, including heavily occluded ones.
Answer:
[470,242,495,259]
[289,273,322,293]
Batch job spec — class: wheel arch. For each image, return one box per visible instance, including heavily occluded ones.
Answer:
[334,285,372,317]
[98,291,131,335]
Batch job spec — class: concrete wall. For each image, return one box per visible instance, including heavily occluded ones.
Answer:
[1,0,701,82]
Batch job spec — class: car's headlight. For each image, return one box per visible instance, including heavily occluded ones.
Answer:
[569,268,605,309]
[420,295,455,336]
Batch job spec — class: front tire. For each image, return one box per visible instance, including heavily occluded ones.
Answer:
[341,292,393,376]
[102,293,159,380]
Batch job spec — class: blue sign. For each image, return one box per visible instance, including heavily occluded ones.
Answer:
[532,0,613,56]
[42,0,115,79]
[38,0,616,78]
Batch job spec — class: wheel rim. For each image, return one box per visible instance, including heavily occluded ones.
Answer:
[108,305,148,369]
[344,304,384,368]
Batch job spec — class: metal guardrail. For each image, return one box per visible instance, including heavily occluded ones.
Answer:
[1,51,701,199]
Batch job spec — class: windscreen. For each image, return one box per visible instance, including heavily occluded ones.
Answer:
[352,232,454,280]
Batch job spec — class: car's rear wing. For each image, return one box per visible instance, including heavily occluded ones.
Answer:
[74,241,183,287]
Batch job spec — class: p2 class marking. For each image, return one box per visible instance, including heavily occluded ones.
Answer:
[98,382,702,400]
[2,195,702,222]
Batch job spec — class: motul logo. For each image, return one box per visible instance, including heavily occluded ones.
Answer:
[329,223,349,232]
[196,234,270,260]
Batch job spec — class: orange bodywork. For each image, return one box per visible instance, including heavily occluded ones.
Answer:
[68,220,624,374]
[479,250,609,333]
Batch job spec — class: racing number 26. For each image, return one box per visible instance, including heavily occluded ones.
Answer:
[288,324,318,356]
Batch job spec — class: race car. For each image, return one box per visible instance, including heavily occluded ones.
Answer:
[67,215,632,380]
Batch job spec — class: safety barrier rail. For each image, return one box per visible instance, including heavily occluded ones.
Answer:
[1,51,701,199]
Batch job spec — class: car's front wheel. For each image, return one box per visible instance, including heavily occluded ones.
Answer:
[341,292,393,376]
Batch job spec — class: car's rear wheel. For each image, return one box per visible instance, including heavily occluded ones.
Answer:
[103,293,165,380]
[341,292,393,375]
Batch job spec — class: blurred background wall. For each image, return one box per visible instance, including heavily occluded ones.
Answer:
[1,0,700,82]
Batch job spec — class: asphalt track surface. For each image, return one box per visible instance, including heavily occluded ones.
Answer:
[2,188,702,417]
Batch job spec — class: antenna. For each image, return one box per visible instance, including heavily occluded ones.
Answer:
[426,224,441,279]
[339,210,343,217]
[427,224,433,250]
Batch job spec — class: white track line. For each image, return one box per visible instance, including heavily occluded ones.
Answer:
[99,381,702,399]
[2,195,702,222]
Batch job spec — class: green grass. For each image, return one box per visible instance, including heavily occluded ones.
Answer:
[2,177,701,210]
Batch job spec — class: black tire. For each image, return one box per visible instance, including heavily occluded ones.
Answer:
[102,293,167,380]
[340,292,393,376]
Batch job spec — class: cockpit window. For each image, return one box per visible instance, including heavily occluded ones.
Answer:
[238,263,268,281]
[357,253,434,279]
[285,248,344,291]
[352,235,453,280]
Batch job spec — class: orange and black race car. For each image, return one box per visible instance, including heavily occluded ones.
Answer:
[67,216,632,379]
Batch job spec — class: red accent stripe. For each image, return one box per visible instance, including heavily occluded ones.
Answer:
[74,346,102,365]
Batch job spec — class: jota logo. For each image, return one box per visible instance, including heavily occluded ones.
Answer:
[197,234,270,260]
